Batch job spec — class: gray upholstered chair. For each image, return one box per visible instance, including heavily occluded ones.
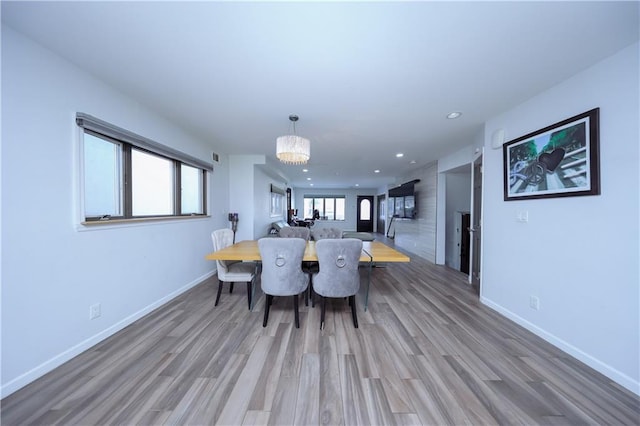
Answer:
[312,238,363,329]
[309,227,342,306]
[211,229,255,309]
[278,226,311,240]
[311,227,343,240]
[278,226,312,305]
[258,238,309,328]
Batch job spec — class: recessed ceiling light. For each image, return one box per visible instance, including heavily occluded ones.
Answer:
[396,153,404,158]
[374,169,380,173]
[409,160,416,164]
[310,183,314,186]
[306,177,311,181]
[447,111,462,119]
[302,169,308,173]
[355,183,359,187]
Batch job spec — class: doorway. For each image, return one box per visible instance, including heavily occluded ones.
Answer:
[470,155,483,294]
[459,212,471,274]
[377,194,386,235]
[357,196,374,232]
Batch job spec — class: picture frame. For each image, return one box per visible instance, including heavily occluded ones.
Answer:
[503,108,600,201]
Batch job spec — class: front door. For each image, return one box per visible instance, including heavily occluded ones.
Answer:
[357,196,374,232]
[470,155,483,294]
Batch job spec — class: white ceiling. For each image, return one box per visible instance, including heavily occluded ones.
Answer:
[3,1,638,189]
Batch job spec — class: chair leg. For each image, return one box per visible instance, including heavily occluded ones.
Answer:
[215,280,224,306]
[246,282,252,310]
[320,297,326,330]
[263,295,272,327]
[350,295,358,328]
[229,282,234,294]
[293,294,300,328]
[305,279,309,307]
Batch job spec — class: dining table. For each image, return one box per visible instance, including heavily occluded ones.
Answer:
[206,239,410,310]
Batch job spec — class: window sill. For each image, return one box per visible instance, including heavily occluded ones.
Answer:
[78,215,210,231]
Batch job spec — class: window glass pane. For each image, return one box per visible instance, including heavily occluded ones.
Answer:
[324,198,335,220]
[404,196,415,218]
[335,198,345,220]
[394,197,405,216]
[360,199,371,220]
[181,165,203,214]
[132,149,173,216]
[303,198,314,219]
[314,198,324,217]
[84,133,122,217]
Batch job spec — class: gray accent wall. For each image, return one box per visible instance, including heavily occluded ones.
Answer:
[392,162,438,262]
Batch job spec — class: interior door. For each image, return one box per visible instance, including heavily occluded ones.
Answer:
[357,196,374,232]
[377,194,386,234]
[470,155,482,294]
[460,213,470,274]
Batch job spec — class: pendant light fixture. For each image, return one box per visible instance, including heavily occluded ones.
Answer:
[276,114,310,165]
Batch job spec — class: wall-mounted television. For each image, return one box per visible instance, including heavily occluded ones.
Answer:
[388,180,419,219]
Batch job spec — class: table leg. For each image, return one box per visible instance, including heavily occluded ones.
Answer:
[251,262,261,311]
[364,258,372,311]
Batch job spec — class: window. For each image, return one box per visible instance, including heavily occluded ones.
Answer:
[77,113,210,222]
[359,199,371,220]
[181,164,204,214]
[131,149,174,216]
[303,195,346,220]
[83,133,122,217]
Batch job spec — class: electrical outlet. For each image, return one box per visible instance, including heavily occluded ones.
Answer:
[529,296,540,310]
[517,210,529,222]
[89,303,101,320]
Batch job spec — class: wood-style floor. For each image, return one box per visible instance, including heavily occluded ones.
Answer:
[2,245,639,425]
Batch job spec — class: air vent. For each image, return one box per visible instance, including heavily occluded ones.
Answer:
[212,152,220,162]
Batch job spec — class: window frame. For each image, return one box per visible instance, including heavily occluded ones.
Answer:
[78,114,210,224]
[303,195,346,221]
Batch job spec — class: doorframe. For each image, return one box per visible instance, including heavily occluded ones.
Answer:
[376,194,386,235]
[469,149,484,293]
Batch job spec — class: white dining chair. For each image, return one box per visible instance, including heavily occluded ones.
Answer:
[211,228,255,309]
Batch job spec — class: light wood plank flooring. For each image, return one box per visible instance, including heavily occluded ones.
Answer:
[2,245,639,425]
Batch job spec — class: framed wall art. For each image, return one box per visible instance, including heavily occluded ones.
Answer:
[503,108,600,201]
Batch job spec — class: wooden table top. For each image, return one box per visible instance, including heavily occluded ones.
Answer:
[362,241,410,262]
[205,240,410,263]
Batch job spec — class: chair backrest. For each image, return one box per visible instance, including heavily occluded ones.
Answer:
[311,227,343,240]
[271,221,290,232]
[258,238,308,296]
[313,238,363,298]
[211,228,237,276]
[278,226,310,240]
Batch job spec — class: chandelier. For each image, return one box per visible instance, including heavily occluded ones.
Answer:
[276,114,310,165]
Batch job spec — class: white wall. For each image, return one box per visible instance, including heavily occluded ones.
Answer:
[254,166,287,238]
[481,43,639,394]
[228,155,264,241]
[1,27,227,397]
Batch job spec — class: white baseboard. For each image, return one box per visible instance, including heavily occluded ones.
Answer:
[1,271,214,399]
[480,296,640,397]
